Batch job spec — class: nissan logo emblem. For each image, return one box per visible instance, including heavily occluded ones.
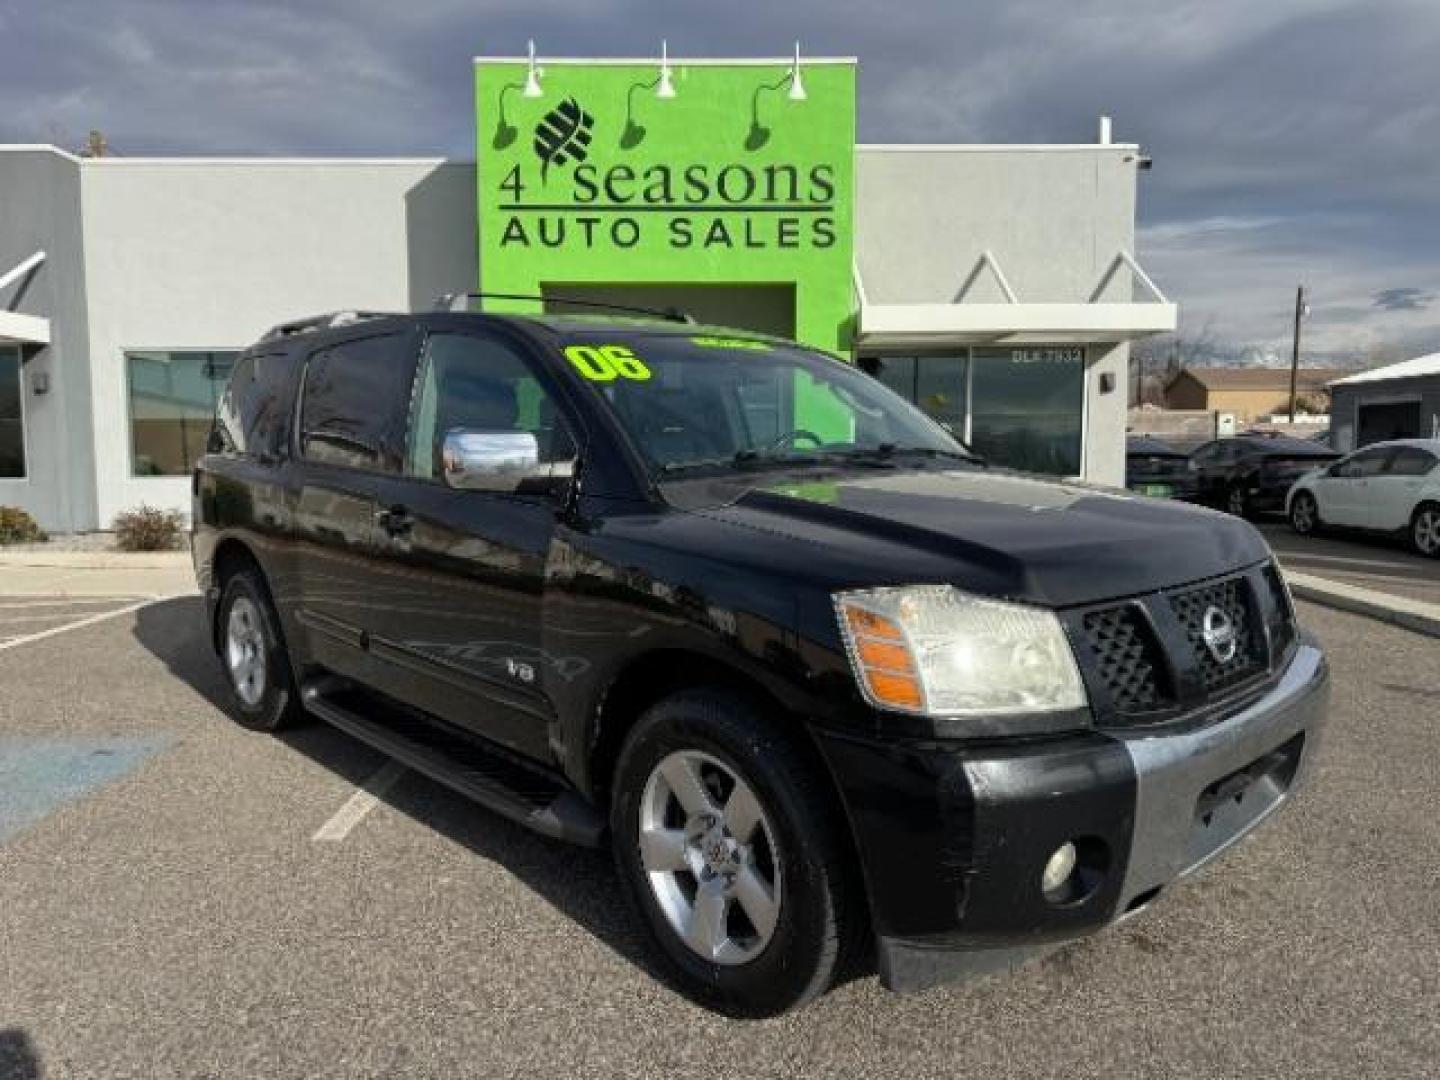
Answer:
[1201,605,1239,663]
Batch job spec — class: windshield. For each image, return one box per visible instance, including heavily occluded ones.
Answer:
[556,331,973,477]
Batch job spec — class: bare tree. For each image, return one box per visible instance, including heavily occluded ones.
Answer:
[1130,318,1220,406]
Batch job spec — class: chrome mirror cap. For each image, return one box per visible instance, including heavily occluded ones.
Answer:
[442,430,541,491]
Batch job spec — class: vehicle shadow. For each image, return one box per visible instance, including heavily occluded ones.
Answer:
[0,1029,43,1080]
[131,597,676,995]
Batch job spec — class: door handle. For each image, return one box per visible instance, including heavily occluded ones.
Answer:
[376,505,414,537]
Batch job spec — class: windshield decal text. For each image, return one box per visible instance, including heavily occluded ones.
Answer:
[563,344,652,382]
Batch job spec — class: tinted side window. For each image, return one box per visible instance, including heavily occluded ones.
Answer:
[1388,447,1437,476]
[1209,443,1238,466]
[1339,447,1393,477]
[1189,443,1218,465]
[301,333,416,472]
[406,332,576,480]
[214,352,292,462]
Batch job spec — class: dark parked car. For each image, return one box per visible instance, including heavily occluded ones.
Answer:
[1125,434,1198,500]
[1187,432,1339,518]
[193,305,1329,1016]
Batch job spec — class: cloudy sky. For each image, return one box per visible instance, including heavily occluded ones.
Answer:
[3,0,1437,362]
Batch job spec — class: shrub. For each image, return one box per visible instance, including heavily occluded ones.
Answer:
[112,505,184,552]
[0,506,47,545]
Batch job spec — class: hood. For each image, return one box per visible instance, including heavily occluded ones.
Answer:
[686,467,1270,608]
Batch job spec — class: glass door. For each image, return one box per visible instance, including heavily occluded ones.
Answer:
[969,346,1085,475]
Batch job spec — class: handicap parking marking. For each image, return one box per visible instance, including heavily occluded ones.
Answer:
[0,735,174,844]
[312,760,407,842]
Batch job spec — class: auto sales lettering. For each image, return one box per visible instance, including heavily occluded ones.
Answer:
[498,154,838,252]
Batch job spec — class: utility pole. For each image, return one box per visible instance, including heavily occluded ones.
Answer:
[1288,285,1306,423]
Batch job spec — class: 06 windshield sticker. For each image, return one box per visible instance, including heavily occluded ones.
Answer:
[563,344,652,382]
[689,336,771,351]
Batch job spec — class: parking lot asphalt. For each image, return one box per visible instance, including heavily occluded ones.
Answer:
[1260,521,1439,607]
[1,595,1438,1079]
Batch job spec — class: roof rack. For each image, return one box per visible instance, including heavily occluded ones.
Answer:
[434,291,694,324]
[257,310,391,343]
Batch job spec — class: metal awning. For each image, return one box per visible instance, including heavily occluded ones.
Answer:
[854,250,1178,349]
[0,251,51,347]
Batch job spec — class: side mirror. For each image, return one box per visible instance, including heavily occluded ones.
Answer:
[442,430,542,492]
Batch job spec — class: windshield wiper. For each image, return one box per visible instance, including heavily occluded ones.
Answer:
[832,444,986,466]
[656,448,825,477]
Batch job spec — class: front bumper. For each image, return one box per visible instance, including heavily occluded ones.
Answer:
[815,639,1329,992]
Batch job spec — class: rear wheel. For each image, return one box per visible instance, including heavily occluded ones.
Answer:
[1226,485,1250,518]
[1290,491,1320,536]
[217,569,303,731]
[610,688,860,1016]
[1412,502,1440,558]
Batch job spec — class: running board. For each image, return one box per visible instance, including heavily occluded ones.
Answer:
[300,677,605,847]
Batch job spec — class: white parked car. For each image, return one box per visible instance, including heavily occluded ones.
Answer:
[1287,438,1440,557]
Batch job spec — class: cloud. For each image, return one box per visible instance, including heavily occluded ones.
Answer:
[1373,287,1435,311]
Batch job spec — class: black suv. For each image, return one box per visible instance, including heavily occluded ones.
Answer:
[193,307,1329,1016]
[1188,432,1339,518]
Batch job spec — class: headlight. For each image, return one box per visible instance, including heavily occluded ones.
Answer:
[834,585,1087,717]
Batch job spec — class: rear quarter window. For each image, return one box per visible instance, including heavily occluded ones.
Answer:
[1389,447,1438,476]
[213,352,293,462]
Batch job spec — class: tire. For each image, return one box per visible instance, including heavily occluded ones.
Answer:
[610,688,861,1016]
[1290,491,1320,536]
[1226,484,1250,519]
[1411,502,1440,558]
[216,568,304,731]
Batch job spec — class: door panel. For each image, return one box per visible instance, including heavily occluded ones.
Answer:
[361,329,580,763]
[366,476,560,759]
[292,327,422,683]
[1322,447,1392,527]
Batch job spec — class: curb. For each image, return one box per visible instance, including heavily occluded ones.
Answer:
[1285,570,1440,640]
[0,550,190,570]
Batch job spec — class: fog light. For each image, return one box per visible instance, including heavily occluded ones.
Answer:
[1041,841,1078,897]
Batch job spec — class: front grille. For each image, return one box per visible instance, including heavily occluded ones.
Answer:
[1167,576,1264,693]
[1082,605,1167,713]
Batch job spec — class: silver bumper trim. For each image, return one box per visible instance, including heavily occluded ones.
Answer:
[1117,642,1329,910]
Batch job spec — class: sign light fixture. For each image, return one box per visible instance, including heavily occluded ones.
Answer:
[657,41,677,99]
[788,41,807,101]
[523,39,544,98]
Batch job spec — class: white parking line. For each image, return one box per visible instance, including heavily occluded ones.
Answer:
[0,598,158,653]
[312,761,407,842]
[0,596,147,608]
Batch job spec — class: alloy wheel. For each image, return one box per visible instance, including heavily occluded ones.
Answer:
[225,596,268,707]
[1227,487,1247,516]
[1415,507,1440,556]
[637,750,782,965]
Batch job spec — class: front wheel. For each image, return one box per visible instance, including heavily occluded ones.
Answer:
[1412,503,1440,558]
[610,689,861,1016]
[1290,491,1320,536]
[1226,484,1250,518]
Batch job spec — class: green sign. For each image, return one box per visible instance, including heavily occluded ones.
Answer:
[475,59,856,352]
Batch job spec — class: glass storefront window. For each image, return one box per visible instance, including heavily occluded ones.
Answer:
[0,348,24,478]
[861,356,916,401]
[970,346,1084,476]
[915,355,968,438]
[127,351,238,476]
[859,346,1085,476]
